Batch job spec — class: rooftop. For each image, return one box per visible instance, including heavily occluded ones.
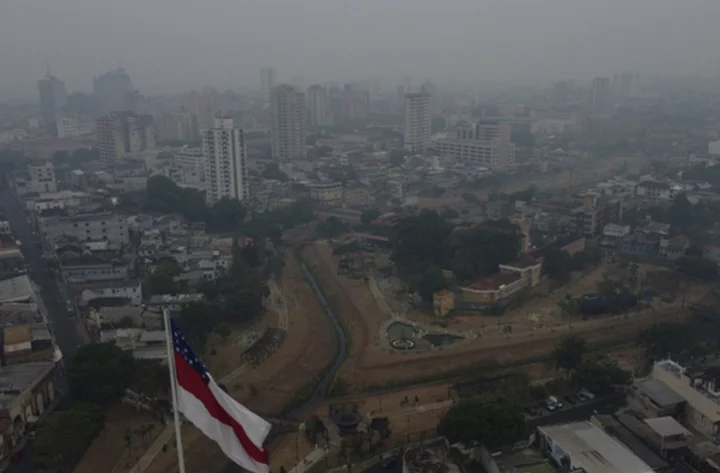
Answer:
[4,324,31,345]
[637,181,671,190]
[0,275,34,303]
[462,272,523,291]
[0,362,55,407]
[147,294,204,305]
[634,378,685,407]
[500,255,540,270]
[538,421,654,473]
[644,416,689,438]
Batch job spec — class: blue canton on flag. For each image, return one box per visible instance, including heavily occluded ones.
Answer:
[171,320,209,383]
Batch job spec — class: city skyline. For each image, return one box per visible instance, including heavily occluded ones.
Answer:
[3,0,720,99]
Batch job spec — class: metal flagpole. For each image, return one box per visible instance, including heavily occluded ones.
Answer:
[163,308,187,473]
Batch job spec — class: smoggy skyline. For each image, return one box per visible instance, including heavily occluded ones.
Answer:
[2,0,720,99]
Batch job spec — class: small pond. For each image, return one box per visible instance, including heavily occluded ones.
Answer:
[422,333,463,347]
[387,322,418,340]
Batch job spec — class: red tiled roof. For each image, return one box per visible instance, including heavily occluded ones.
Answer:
[462,272,522,291]
[500,255,539,270]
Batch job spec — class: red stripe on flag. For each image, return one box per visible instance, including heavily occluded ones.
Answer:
[175,352,269,465]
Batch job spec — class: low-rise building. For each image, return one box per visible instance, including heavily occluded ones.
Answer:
[537,421,654,473]
[100,329,167,362]
[3,324,54,365]
[602,223,631,247]
[41,211,128,245]
[659,235,691,259]
[635,181,679,201]
[61,255,129,283]
[74,279,142,306]
[499,256,541,288]
[26,160,57,194]
[147,294,205,313]
[89,306,162,330]
[0,249,24,277]
[342,183,371,208]
[308,181,343,206]
[458,272,526,306]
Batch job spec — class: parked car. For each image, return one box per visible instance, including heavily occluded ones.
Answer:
[577,388,595,401]
[545,396,563,411]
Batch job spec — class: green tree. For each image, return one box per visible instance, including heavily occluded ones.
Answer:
[389,149,409,167]
[35,403,105,469]
[262,162,289,182]
[637,322,694,359]
[551,336,587,379]
[438,396,525,448]
[144,259,182,296]
[392,210,453,270]
[360,208,381,224]
[67,344,134,405]
[450,224,520,281]
[542,247,573,281]
[596,274,619,296]
[408,263,447,302]
[676,256,718,280]
[316,217,349,238]
[571,360,631,395]
[207,197,247,232]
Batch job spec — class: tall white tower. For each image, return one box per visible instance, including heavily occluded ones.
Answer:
[404,92,432,153]
[270,85,306,161]
[260,67,276,97]
[201,117,248,205]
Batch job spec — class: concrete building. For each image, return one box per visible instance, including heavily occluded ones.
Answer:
[93,68,134,114]
[160,147,206,190]
[260,67,276,97]
[27,161,57,194]
[591,77,611,111]
[403,92,431,152]
[498,256,542,288]
[96,112,155,164]
[55,117,94,138]
[37,74,67,135]
[537,421,654,473]
[307,181,343,206]
[76,279,143,306]
[435,121,515,171]
[458,272,526,305]
[41,212,128,245]
[201,117,248,205]
[155,112,199,143]
[271,85,306,161]
[60,255,129,283]
[307,85,330,126]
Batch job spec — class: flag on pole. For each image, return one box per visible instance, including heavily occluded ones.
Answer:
[171,321,271,473]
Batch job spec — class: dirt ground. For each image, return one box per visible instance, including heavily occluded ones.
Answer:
[141,248,337,473]
[73,405,164,473]
[305,242,709,392]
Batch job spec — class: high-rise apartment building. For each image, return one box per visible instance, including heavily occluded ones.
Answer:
[260,67,276,97]
[270,85,306,161]
[37,74,67,135]
[201,117,248,205]
[96,112,155,164]
[591,77,611,111]
[403,93,432,152]
[156,112,199,142]
[307,85,330,126]
[93,68,134,114]
[435,121,515,171]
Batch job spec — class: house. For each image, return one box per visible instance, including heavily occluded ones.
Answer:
[147,294,205,313]
[433,289,455,317]
[74,279,142,306]
[659,235,691,259]
[635,181,678,201]
[0,276,35,303]
[0,249,24,276]
[101,329,167,362]
[602,223,631,247]
[620,233,660,256]
[0,362,57,460]
[498,256,541,288]
[458,272,526,306]
[629,378,686,418]
[89,306,162,330]
[60,254,129,283]
[40,211,128,246]
[3,324,54,365]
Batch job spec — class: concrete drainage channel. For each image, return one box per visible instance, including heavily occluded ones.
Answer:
[285,246,349,417]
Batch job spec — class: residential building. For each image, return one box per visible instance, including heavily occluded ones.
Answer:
[530,111,586,135]
[342,183,371,207]
[629,378,686,419]
[201,117,249,205]
[0,276,35,304]
[60,255,129,283]
[260,67,276,97]
[93,68,134,114]
[659,235,691,259]
[147,294,205,313]
[403,93,431,152]
[100,328,166,361]
[0,249,24,277]
[89,306,162,330]
[271,85,306,161]
[37,74,67,135]
[650,359,720,439]
[591,77,611,111]
[55,117,94,138]
[537,421,654,473]
[27,161,57,194]
[570,196,623,237]
[307,85,330,126]
[155,112,199,142]
[96,112,155,164]
[41,211,128,245]
[602,223,631,247]
[3,324,54,365]
[435,121,515,171]
[160,147,206,190]
[307,181,343,206]
[0,362,57,454]
[635,181,679,201]
[75,279,143,306]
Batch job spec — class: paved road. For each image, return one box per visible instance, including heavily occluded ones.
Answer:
[1,187,85,358]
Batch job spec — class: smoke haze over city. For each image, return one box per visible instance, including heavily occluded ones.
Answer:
[2,0,720,98]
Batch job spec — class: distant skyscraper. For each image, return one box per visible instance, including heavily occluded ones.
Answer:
[307,85,329,126]
[37,73,67,135]
[202,117,249,205]
[270,85,306,161]
[435,121,515,171]
[552,81,572,104]
[403,93,432,153]
[591,77,611,111]
[260,67,276,97]
[421,80,438,115]
[94,68,134,114]
[96,111,155,164]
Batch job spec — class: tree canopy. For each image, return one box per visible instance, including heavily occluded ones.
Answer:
[676,256,718,280]
[35,402,105,470]
[316,217,349,238]
[262,162,289,182]
[67,343,134,405]
[438,396,525,448]
[551,336,587,379]
[360,208,381,224]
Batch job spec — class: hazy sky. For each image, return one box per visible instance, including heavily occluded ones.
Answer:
[2,0,720,99]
